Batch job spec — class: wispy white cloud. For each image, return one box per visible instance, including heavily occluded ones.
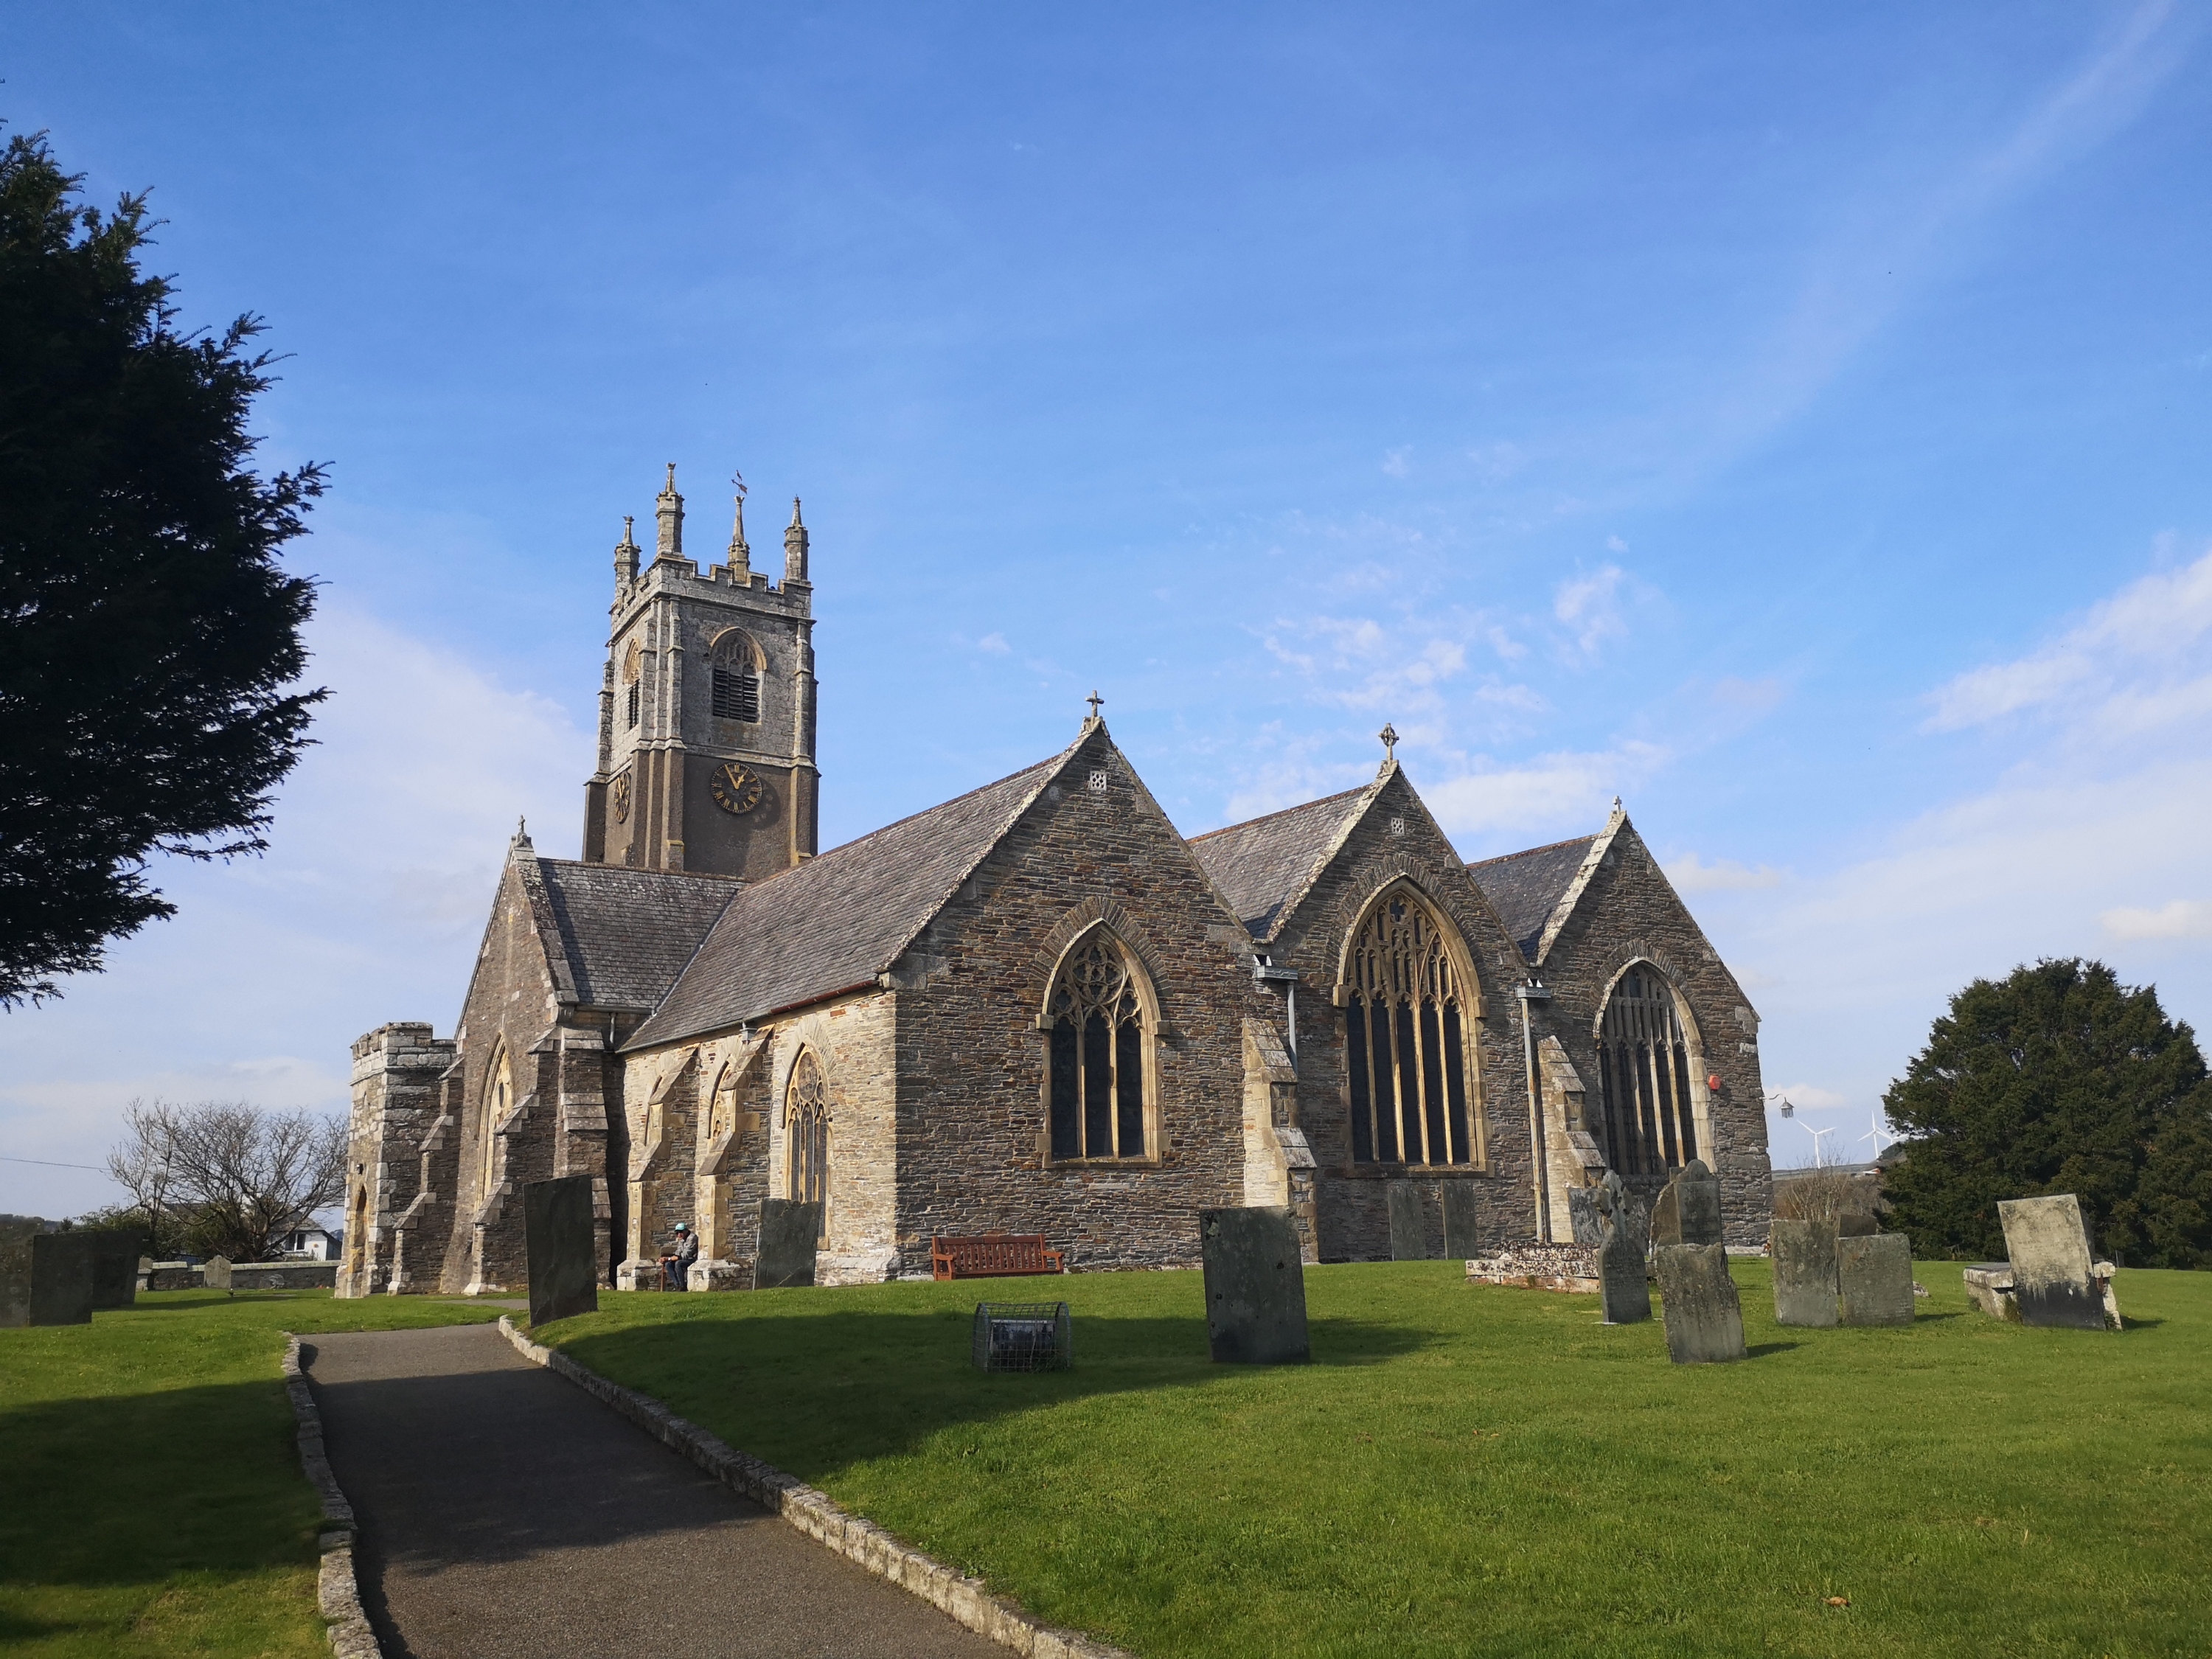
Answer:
[1667,852,1784,893]
[977,630,1011,655]
[1552,564,1628,658]
[2101,899,2212,941]
[1426,739,1669,838]
[1381,446,1411,479]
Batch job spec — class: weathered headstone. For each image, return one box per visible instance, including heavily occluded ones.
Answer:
[29,1232,98,1326]
[201,1254,233,1291]
[1836,1233,1914,1326]
[1385,1180,1428,1260]
[1997,1194,2114,1331]
[754,1198,822,1289]
[1596,1172,1651,1325]
[1441,1183,1481,1259]
[1836,1211,1878,1238]
[1654,1242,1745,1363]
[1770,1217,1839,1328]
[90,1230,145,1310]
[0,1217,41,1328]
[523,1175,599,1326]
[1652,1158,1723,1247]
[1200,1206,1309,1364]
[1961,1263,2016,1320]
[1566,1184,1604,1246]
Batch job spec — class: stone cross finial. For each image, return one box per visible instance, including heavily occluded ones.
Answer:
[1380,723,1398,761]
[1085,689,1104,721]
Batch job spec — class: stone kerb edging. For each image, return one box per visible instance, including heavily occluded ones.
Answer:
[280,1334,382,1659]
[495,1316,1130,1659]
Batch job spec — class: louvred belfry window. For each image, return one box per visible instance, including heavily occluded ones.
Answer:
[710,632,761,722]
[1341,889,1475,1166]
[1596,967,1698,1175]
[1046,933,1150,1161]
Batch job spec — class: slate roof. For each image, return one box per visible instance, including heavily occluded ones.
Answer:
[535,860,742,1011]
[1187,787,1369,941]
[627,751,1068,1049]
[1464,834,1596,961]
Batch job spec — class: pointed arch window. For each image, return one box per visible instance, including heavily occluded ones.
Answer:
[1046,931,1152,1161]
[1340,888,1477,1166]
[786,1050,829,1242]
[481,1043,512,1200]
[710,631,762,723]
[1596,966,1699,1175]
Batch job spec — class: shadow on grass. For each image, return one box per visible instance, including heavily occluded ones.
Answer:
[1743,1341,1806,1358]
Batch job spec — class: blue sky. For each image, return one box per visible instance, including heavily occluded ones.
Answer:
[6,3,2212,1214]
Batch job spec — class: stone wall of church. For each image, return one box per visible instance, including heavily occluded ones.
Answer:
[881,727,1271,1276]
[1267,768,1543,1262]
[338,1022,454,1297]
[1526,824,1773,1248]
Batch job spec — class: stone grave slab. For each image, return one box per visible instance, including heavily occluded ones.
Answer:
[1654,1243,1744,1363]
[1441,1183,1481,1259]
[29,1232,98,1326]
[523,1175,599,1326]
[1566,1184,1604,1245]
[1770,1217,1839,1328]
[201,1254,232,1291]
[1837,1233,1914,1326]
[1836,1211,1878,1238]
[1961,1263,2015,1320]
[1386,1181,1428,1260]
[1200,1206,1309,1364]
[1666,1158,1725,1246]
[90,1230,145,1310]
[754,1199,822,1289]
[0,1218,40,1328]
[1598,1175,1651,1325]
[1997,1194,2112,1331]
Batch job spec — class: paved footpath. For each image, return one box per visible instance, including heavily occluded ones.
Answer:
[306,1324,1001,1659]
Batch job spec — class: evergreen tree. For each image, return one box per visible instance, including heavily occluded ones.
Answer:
[0,127,325,1006]
[1883,959,2212,1267]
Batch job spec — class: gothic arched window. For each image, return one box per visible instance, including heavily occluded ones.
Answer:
[1596,965,1699,1175]
[622,639,642,729]
[1046,931,1151,1161]
[710,631,762,723]
[480,1043,512,1199]
[786,1049,829,1241]
[1340,887,1476,1166]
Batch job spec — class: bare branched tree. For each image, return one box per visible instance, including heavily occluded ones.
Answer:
[105,1099,344,1262]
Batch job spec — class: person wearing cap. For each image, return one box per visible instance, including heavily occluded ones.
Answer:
[661,1221,699,1290]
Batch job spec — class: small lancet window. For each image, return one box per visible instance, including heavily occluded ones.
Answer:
[1046,932,1150,1161]
[710,632,762,723]
[623,639,642,729]
[786,1049,829,1242]
[1596,966,1698,1175]
[1341,888,1475,1166]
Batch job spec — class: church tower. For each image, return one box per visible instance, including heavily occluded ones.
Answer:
[580,466,819,877]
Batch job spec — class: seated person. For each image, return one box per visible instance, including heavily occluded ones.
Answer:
[661,1220,700,1290]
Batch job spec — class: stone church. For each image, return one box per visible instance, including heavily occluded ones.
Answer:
[337,470,1772,1298]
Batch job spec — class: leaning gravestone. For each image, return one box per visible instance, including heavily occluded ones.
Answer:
[524,1175,599,1326]
[1596,1172,1651,1325]
[1771,1217,1840,1328]
[90,1230,145,1310]
[29,1232,98,1326]
[1200,1206,1309,1364]
[1654,1242,1745,1363]
[201,1254,232,1292]
[1386,1181,1428,1260]
[754,1198,821,1289]
[0,1217,41,1328]
[1837,1233,1914,1326]
[1441,1183,1481,1259]
[1998,1194,2113,1331]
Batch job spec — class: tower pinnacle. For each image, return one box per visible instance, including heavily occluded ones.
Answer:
[655,464,684,560]
[727,492,751,580]
[784,496,809,585]
[613,515,640,589]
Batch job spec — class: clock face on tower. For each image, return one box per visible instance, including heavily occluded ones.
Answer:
[710,761,764,815]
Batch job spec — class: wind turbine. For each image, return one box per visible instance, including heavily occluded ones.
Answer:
[1770,1091,1836,1166]
[1860,1108,1893,1162]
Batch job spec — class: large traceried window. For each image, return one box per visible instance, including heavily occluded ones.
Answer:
[786,1050,829,1241]
[710,630,762,723]
[1596,965,1699,1175]
[1046,931,1151,1161]
[1341,888,1477,1166]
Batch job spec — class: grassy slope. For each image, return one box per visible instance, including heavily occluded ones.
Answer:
[0,1290,500,1659]
[541,1262,2211,1659]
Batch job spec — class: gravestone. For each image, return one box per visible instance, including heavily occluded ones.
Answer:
[1596,1172,1651,1325]
[90,1230,146,1310]
[1837,1233,1914,1326]
[201,1254,232,1291]
[1770,1217,1839,1328]
[1385,1181,1428,1260]
[1441,1183,1481,1259]
[1836,1211,1878,1238]
[1654,1243,1745,1363]
[0,1217,41,1327]
[29,1232,98,1326]
[523,1175,599,1326]
[1651,1158,1724,1247]
[1199,1206,1309,1364]
[1566,1185,1604,1246]
[1997,1194,2112,1331]
[754,1199,822,1289]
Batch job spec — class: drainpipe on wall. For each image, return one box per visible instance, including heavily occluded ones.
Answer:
[1515,978,1554,1243]
[1253,955,1300,1068]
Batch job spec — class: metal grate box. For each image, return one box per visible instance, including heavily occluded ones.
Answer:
[972,1301,1071,1372]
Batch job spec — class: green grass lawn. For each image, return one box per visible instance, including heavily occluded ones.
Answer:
[0,1289,501,1659]
[536,1261,2212,1659]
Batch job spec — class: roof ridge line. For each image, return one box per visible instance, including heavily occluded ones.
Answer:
[1186,784,1369,843]
[1464,830,1601,870]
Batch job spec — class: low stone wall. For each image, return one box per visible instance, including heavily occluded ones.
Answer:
[140,1262,339,1291]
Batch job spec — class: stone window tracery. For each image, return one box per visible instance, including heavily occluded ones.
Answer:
[481,1043,512,1200]
[1596,966,1700,1175]
[1045,931,1150,1161]
[710,631,762,723]
[786,1049,828,1241]
[1340,888,1477,1166]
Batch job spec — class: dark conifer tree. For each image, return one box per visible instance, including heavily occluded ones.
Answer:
[0,128,325,1005]
[1883,959,2212,1267]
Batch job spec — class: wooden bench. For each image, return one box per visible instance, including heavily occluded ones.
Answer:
[931,1234,1068,1281]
